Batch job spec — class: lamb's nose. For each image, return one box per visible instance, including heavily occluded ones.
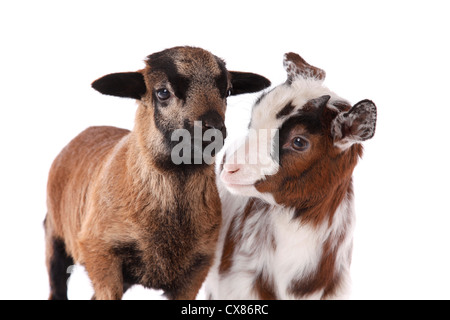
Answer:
[201,111,227,139]
[203,120,224,131]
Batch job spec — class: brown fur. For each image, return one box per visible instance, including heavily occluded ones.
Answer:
[254,273,277,300]
[46,126,221,299]
[218,215,238,276]
[45,47,270,300]
[255,119,363,229]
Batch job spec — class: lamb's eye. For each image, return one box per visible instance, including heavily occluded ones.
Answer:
[292,136,310,151]
[156,88,171,101]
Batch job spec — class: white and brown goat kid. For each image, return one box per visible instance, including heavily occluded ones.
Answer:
[44,46,270,300]
[205,53,377,300]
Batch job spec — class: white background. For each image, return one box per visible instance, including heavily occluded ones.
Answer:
[1,0,449,300]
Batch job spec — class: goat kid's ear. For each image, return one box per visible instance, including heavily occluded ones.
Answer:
[331,100,377,150]
[91,72,147,100]
[284,52,326,83]
[229,71,271,95]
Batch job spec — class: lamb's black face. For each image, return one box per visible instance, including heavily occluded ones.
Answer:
[145,47,229,168]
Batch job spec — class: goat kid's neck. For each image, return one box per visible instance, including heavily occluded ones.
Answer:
[290,177,354,228]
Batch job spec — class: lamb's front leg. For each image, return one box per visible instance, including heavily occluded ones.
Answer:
[80,239,124,300]
[165,254,214,300]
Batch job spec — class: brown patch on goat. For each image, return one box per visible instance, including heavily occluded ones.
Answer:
[288,186,354,299]
[218,216,236,275]
[288,237,342,299]
[219,213,242,275]
[219,199,263,275]
[219,198,279,300]
[254,273,278,300]
[255,104,362,229]
[276,102,296,119]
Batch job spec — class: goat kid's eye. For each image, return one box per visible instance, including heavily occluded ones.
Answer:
[292,136,310,151]
[156,88,171,101]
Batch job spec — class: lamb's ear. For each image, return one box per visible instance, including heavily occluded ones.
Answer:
[91,72,146,100]
[229,71,271,95]
[331,100,377,150]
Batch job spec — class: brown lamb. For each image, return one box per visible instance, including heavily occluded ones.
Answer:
[44,46,270,300]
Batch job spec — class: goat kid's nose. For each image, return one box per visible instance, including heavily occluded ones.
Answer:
[223,163,241,174]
